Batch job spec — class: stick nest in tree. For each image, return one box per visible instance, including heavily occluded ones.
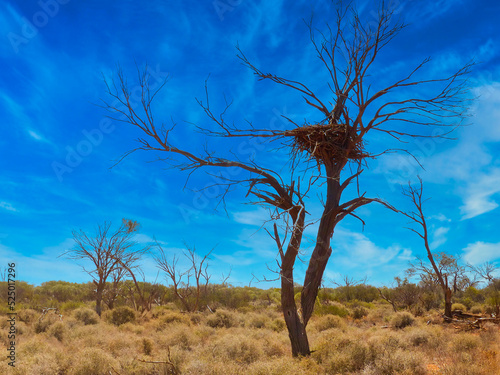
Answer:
[287,123,366,163]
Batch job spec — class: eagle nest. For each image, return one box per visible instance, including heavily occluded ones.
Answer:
[287,123,366,163]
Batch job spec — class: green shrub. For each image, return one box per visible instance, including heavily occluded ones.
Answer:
[60,301,86,312]
[314,302,350,317]
[74,308,99,325]
[391,312,415,329]
[314,315,346,331]
[352,306,369,319]
[470,305,483,314]
[452,303,467,312]
[107,306,136,326]
[161,311,191,325]
[206,310,236,328]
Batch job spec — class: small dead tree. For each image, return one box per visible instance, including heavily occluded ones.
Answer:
[63,219,146,316]
[102,2,472,356]
[470,262,499,316]
[401,179,467,318]
[154,243,211,312]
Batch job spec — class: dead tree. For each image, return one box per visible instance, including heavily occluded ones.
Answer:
[63,219,146,317]
[401,179,468,318]
[103,266,128,310]
[154,243,211,312]
[102,2,472,356]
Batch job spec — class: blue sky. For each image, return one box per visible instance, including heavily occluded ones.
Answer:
[0,0,499,288]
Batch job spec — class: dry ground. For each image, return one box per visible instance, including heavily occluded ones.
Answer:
[2,303,499,375]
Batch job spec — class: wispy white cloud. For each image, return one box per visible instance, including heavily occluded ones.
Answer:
[459,168,500,220]
[429,213,451,222]
[0,201,17,212]
[331,229,409,268]
[430,226,449,249]
[232,208,270,226]
[463,241,500,266]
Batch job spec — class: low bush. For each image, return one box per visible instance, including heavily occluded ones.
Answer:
[391,312,415,329]
[141,338,154,356]
[314,301,350,317]
[70,347,119,375]
[48,321,67,342]
[313,315,346,332]
[451,333,481,351]
[452,303,467,312]
[17,308,38,324]
[107,306,136,326]
[270,318,286,332]
[352,306,369,319]
[73,308,99,325]
[161,311,191,325]
[470,305,483,314]
[206,309,237,328]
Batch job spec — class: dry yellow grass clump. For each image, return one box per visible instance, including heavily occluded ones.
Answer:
[2,304,499,374]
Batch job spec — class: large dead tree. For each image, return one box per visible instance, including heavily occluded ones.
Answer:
[102,2,472,356]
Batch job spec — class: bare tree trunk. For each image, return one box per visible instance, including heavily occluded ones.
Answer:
[96,285,104,317]
[301,172,340,325]
[444,288,453,319]
[280,208,310,357]
[281,275,310,357]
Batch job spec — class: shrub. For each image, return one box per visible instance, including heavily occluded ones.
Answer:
[161,311,191,325]
[405,328,431,346]
[60,301,86,312]
[34,315,59,333]
[248,313,268,329]
[142,338,153,356]
[209,334,263,364]
[17,308,38,324]
[49,321,66,342]
[270,318,286,332]
[107,306,136,326]
[451,333,481,351]
[470,305,483,314]
[206,309,236,328]
[313,335,370,373]
[314,315,346,332]
[352,306,369,319]
[70,347,119,375]
[74,308,99,325]
[314,301,350,317]
[391,312,415,329]
[452,303,467,312]
[365,348,426,375]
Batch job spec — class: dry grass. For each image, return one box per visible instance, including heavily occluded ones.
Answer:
[4,304,499,374]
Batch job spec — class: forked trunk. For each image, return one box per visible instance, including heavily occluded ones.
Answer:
[284,308,310,357]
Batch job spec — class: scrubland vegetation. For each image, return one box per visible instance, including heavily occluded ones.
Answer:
[1,280,499,374]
